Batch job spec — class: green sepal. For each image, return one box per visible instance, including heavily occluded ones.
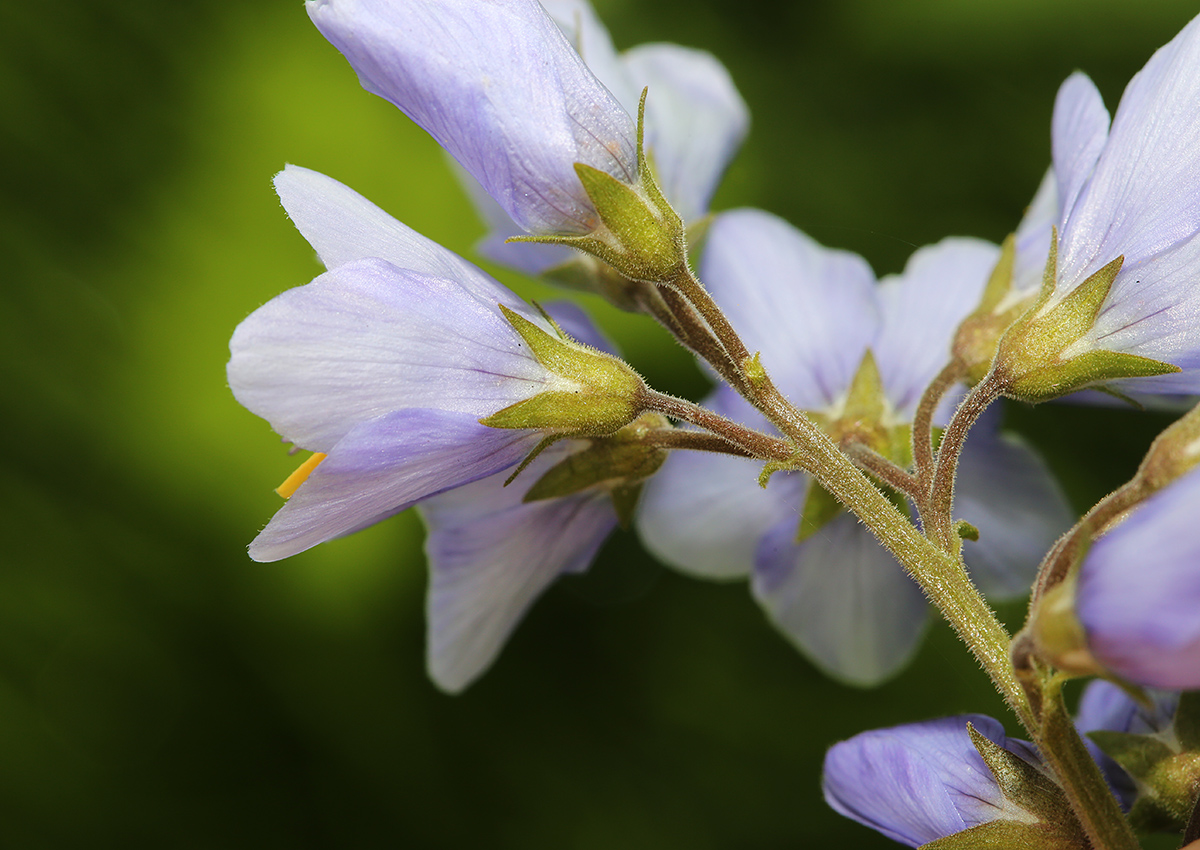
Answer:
[540,254,646,311]
[631,88,672,215]
[842,350,887,427]
[1175,691,1200,751]
[512,89,687,284]
[994,243,1180,401]
[920,820,1086,850]
[796,481,843,542]
[1086,730,1175,782]
[482,389,636,435]
[1027,576,1104,678]
[1088,718,1200,832]
[502,434,565,487]
[610,483,643,528]
[574,162,676,257]
[999,252,1122,374]
[955,520,980,542]
[481,305,644,436]
[827,351,914,464]
[953,235,1037,384]
[1004,349,1180,404]
[795,482,909,543]
[977,234,1018,315]
[521,413,670,526]
[968,723,1073,823]
[523,437,667,504]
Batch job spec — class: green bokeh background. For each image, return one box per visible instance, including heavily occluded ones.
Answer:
[1,1,1195,846]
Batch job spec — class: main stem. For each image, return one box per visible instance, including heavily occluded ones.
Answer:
[657,266,1032,731]
[1038,677,1142,850]
[789,409,1034,732]
[926,372,1004,551]
[649,262,1147,846]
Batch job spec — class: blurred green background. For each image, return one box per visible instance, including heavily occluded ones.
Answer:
[1,0,1196,846]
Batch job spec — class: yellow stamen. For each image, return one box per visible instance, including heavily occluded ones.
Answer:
[275,452,327,499]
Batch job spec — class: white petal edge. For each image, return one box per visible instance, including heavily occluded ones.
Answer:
[1051,72,1111,234]
[273,165,528,310]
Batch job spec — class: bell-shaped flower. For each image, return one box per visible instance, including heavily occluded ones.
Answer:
[306,0,637,238]
[228,166,642,562]
[822,715,1068,848]
[229,166,661,691]
[637,209,1072,685]
[993,14,1200,399]
[1075,465,1200,690]
[463,0,750,277]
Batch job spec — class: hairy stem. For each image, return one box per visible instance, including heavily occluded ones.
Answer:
[926,372,1004,551]
[644,267,1031,731]
[796,424,1033,732]
[639,389,794,462]
[639,427,756,458]
[843,442,922,502]
[656,286,756,397]
[912,358,967,486]
[1037,677,1142,850]
[1028,477,1148,607]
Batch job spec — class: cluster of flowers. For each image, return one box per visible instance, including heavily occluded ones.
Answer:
[228,1,1200,845]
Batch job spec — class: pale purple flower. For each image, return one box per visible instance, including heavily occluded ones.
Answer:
[306,0,636,238]
[419,441,618,692]
[463,0,750,275]
[1076,465,1200,690]
[1076,679,1180,808]
[637,209,1072,685]
[1012,168,1057,296]
[1076,679,1180,737]
[229,167,565,560]
[229,166,628,690]
[822,715,1045,847]
[824,697,1155,845]
[541,0,749,223]
[1031,14,1200,393]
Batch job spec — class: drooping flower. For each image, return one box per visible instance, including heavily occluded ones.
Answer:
[1075,465,1200,690]
[228,166,653,689]
[637,208,1072,685]
[306,0,637,238]
[822,715,1062,848]
[992,14,1200,399]
[461,0,750,275]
